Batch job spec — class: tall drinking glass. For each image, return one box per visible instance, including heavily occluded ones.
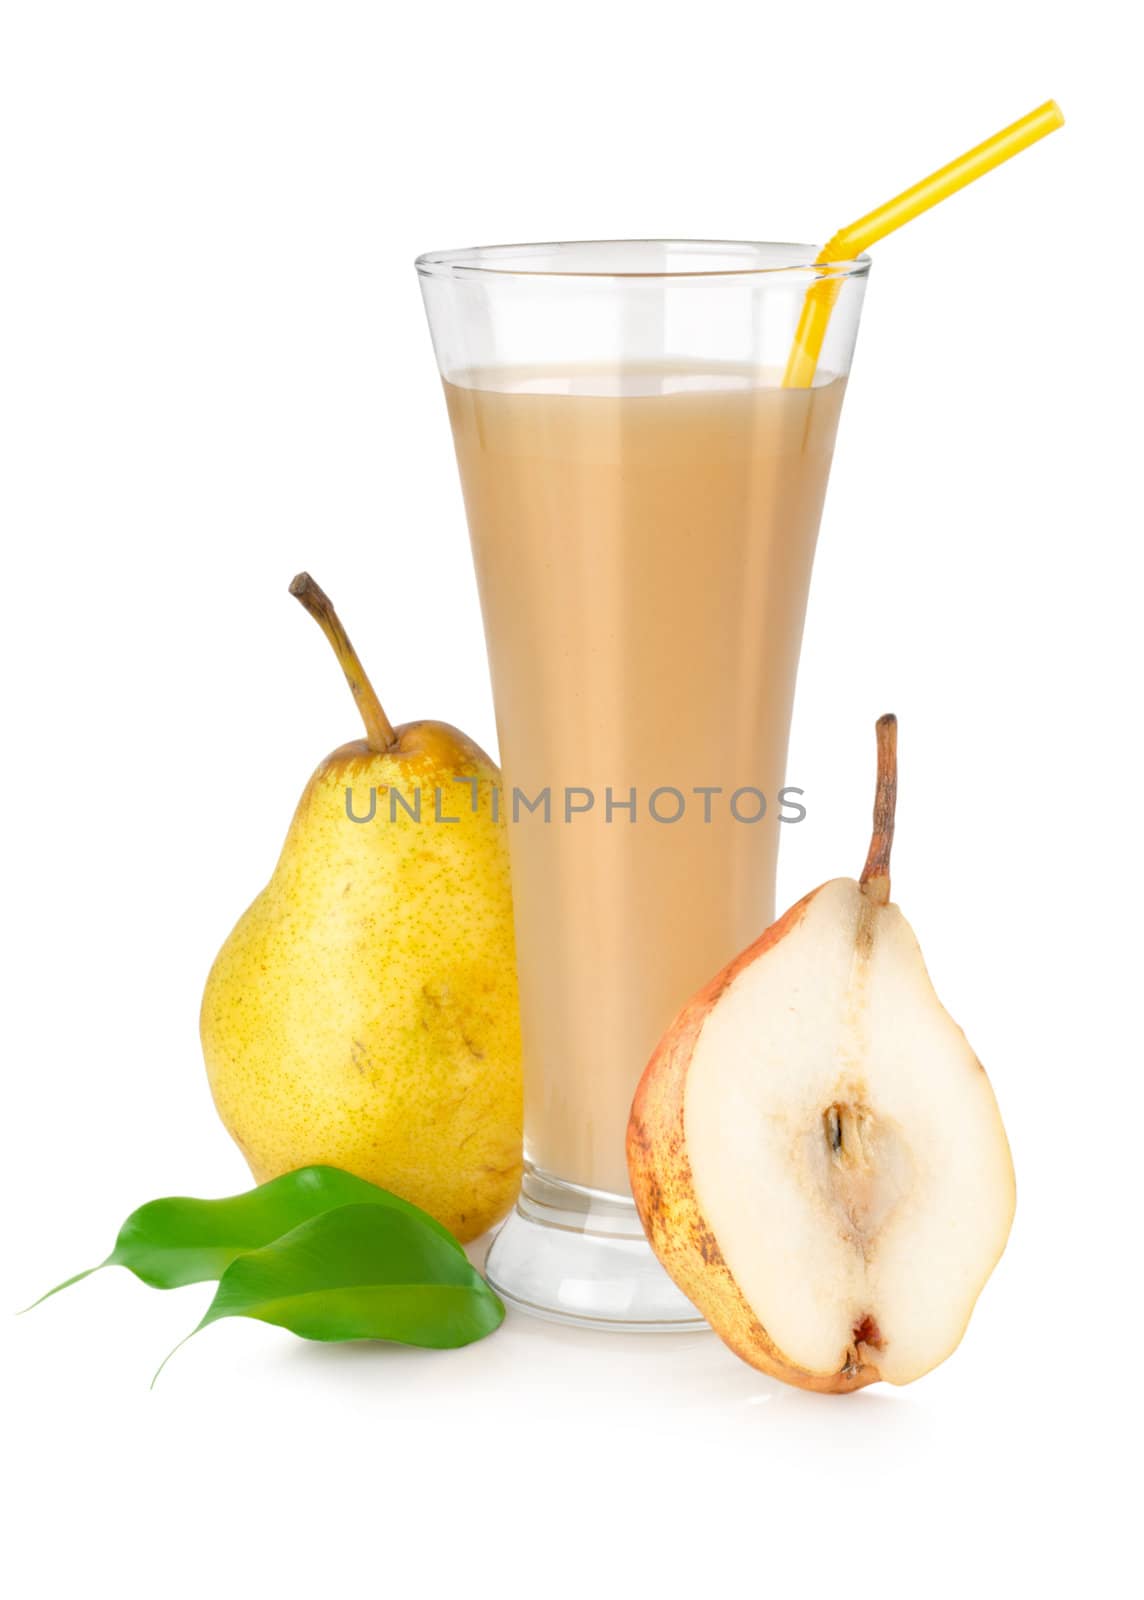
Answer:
[417,241,868,1328]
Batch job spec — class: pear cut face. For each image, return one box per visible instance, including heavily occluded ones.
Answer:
[683,879,1015,1385]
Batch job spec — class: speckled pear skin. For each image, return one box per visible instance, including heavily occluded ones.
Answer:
[201,719,523,1243]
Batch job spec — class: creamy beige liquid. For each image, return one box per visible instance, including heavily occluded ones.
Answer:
[445,365,845,1195]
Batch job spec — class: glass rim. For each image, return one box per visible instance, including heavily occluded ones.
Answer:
[414,238,872,282]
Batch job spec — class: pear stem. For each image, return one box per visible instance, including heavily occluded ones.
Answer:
[860,714,897,905]
[289,573,398,752]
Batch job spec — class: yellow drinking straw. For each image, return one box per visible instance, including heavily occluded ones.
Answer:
[783,99,1065,388]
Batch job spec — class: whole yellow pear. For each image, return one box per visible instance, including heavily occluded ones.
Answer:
[201,573,523,1242]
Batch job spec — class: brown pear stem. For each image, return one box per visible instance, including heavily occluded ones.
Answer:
[289,572,397,752]
[860,714,897,905]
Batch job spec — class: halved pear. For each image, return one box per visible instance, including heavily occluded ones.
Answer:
[628,716,1015,1392]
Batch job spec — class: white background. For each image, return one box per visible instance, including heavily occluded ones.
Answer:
[2,2,1139,1595]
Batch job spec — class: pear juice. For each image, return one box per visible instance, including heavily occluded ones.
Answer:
[445,365,845,1195]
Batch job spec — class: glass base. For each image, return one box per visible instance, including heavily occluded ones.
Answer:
[485,1165,710,1332]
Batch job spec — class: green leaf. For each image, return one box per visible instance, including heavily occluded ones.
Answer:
[25,1166,465,1309]
[155,1203,503,1381]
